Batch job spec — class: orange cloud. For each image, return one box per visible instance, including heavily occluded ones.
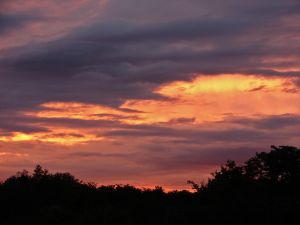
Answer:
[0,130,100,145]
[33,102,136,122]
[123,74,300,123]
[2,74,300,145]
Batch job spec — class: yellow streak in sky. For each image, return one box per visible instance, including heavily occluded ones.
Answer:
[156,74,288,97]
[0,130,100,145]
[122,74,299,123]
[3,74,300,144]
[0,133,33,142]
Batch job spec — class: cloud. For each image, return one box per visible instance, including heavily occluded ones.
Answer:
[1,16,299,114]
[228,114,300,129]
[102,0,300,22]
[103,124,280,144]
[0,13,39,35]
[0,0,107,50]
[1,0,300,189]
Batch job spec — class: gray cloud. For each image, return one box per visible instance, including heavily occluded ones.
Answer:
[0,14,37,34]
[228,114,300,130]
[0,0,299,115]
[104,125,275,143]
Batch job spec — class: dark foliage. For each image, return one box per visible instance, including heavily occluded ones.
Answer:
[0,146,299,225]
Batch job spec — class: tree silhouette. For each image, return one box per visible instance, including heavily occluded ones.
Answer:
[33,164,49,178]
[0,146,299,225]
[245,145,300,183]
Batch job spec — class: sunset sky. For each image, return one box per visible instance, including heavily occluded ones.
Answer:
[1,0,300,190]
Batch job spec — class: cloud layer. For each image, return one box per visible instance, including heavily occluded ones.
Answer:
[1,0,300,190]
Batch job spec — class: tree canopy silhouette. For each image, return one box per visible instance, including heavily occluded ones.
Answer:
[0,146,299,225]
[200,146,300,192]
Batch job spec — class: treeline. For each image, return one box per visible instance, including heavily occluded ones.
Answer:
[0,146,299,225]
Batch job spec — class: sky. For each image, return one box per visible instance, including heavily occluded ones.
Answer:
[0,0,300,190]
